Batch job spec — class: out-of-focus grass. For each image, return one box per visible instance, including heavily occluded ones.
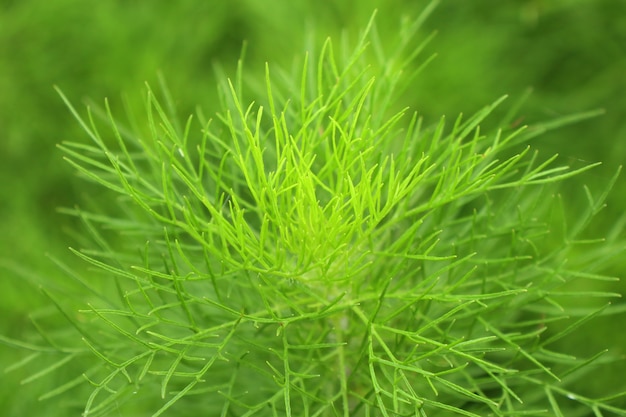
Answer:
[1,0,624,415]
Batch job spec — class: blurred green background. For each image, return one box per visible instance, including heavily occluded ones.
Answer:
[1,0,624,415]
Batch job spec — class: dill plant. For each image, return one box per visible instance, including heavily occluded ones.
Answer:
[5,8,626,417]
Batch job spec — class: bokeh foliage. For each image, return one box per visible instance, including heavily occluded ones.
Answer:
[1,0,625,415]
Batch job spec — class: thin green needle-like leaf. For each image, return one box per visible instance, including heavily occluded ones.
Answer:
[541,303,612,347]
[21,353,76,384]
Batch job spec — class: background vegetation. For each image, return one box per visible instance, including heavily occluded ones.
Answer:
[1,0,625,415]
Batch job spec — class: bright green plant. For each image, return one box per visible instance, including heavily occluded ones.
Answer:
[3,6,625,417]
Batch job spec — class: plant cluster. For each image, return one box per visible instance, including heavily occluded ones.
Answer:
[3,7,625,417]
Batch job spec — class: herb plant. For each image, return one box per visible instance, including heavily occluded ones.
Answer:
[4,7,625,417]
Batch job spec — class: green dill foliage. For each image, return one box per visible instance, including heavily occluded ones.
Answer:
[10,8,626,417]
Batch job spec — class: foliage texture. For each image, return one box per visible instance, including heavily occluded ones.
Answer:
[3,7,625,417]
